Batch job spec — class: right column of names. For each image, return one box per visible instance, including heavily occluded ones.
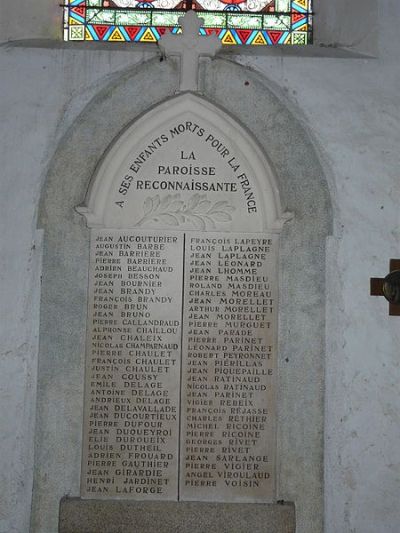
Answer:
[180,232,278,502]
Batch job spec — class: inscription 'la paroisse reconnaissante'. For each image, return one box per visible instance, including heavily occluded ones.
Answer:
[102,121,263,233]
[81,229,278,503]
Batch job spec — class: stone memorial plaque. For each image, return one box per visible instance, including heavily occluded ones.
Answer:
[82,228,278,503]
[79,98,284,503]
[81,230,184,499]
[180,233,277,502]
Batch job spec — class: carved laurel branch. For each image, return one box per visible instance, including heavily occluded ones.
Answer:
[134,193,236,231]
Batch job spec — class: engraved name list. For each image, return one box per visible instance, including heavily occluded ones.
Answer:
[81,229,278,503]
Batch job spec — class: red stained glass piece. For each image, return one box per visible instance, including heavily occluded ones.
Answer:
[236,29,252,43]
[125,26,142,40]
[267,30,283,44]
[93,25,110,39]
[219,0,245,4]
[71,6,86,17]
[292,12,305,23]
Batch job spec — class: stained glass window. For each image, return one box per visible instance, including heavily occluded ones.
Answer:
[64,0,312,46]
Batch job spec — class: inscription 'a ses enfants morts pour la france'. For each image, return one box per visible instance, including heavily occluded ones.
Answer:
[81,229,278,503]
[114,122,258,216]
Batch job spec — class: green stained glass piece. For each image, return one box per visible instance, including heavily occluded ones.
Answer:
[200,13,226,28]
[116,11,143,25]
[87,9,116,24]
[263,15,291,30]
[276,0,290,11]
[127,11,153,25]
[292,32,307,45]
[86,0,102,6]
[69,25,85,40]
[152,11,185,26]
[227,14,262,29]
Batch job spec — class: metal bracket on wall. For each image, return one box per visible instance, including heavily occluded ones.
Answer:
[370,259,400,316]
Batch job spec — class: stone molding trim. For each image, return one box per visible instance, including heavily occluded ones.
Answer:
[59,498,296,533]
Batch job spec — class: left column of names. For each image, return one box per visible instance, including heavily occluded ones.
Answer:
[81,229,184,500]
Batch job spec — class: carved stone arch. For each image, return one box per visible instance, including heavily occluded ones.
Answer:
[78,92,290,232]
[33,57,332,533]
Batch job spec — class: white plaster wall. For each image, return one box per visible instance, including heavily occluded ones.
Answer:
[0,47,155,533]
[0,1,399,532]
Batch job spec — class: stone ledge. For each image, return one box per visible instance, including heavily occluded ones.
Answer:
[3,40,376,59]
[59,498,295,533]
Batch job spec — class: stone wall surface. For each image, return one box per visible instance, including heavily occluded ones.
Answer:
[0,1,399,532]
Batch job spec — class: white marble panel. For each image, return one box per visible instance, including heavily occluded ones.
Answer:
[179,232,278,502]
[81,229,184,500]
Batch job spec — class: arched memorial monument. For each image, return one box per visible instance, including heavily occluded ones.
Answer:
[33,44,332,532]
[77,92,290,502]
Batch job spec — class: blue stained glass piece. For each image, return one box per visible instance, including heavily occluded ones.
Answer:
[224,4,241,11]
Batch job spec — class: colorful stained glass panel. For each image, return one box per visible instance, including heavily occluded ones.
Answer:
[64,0,312,45]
